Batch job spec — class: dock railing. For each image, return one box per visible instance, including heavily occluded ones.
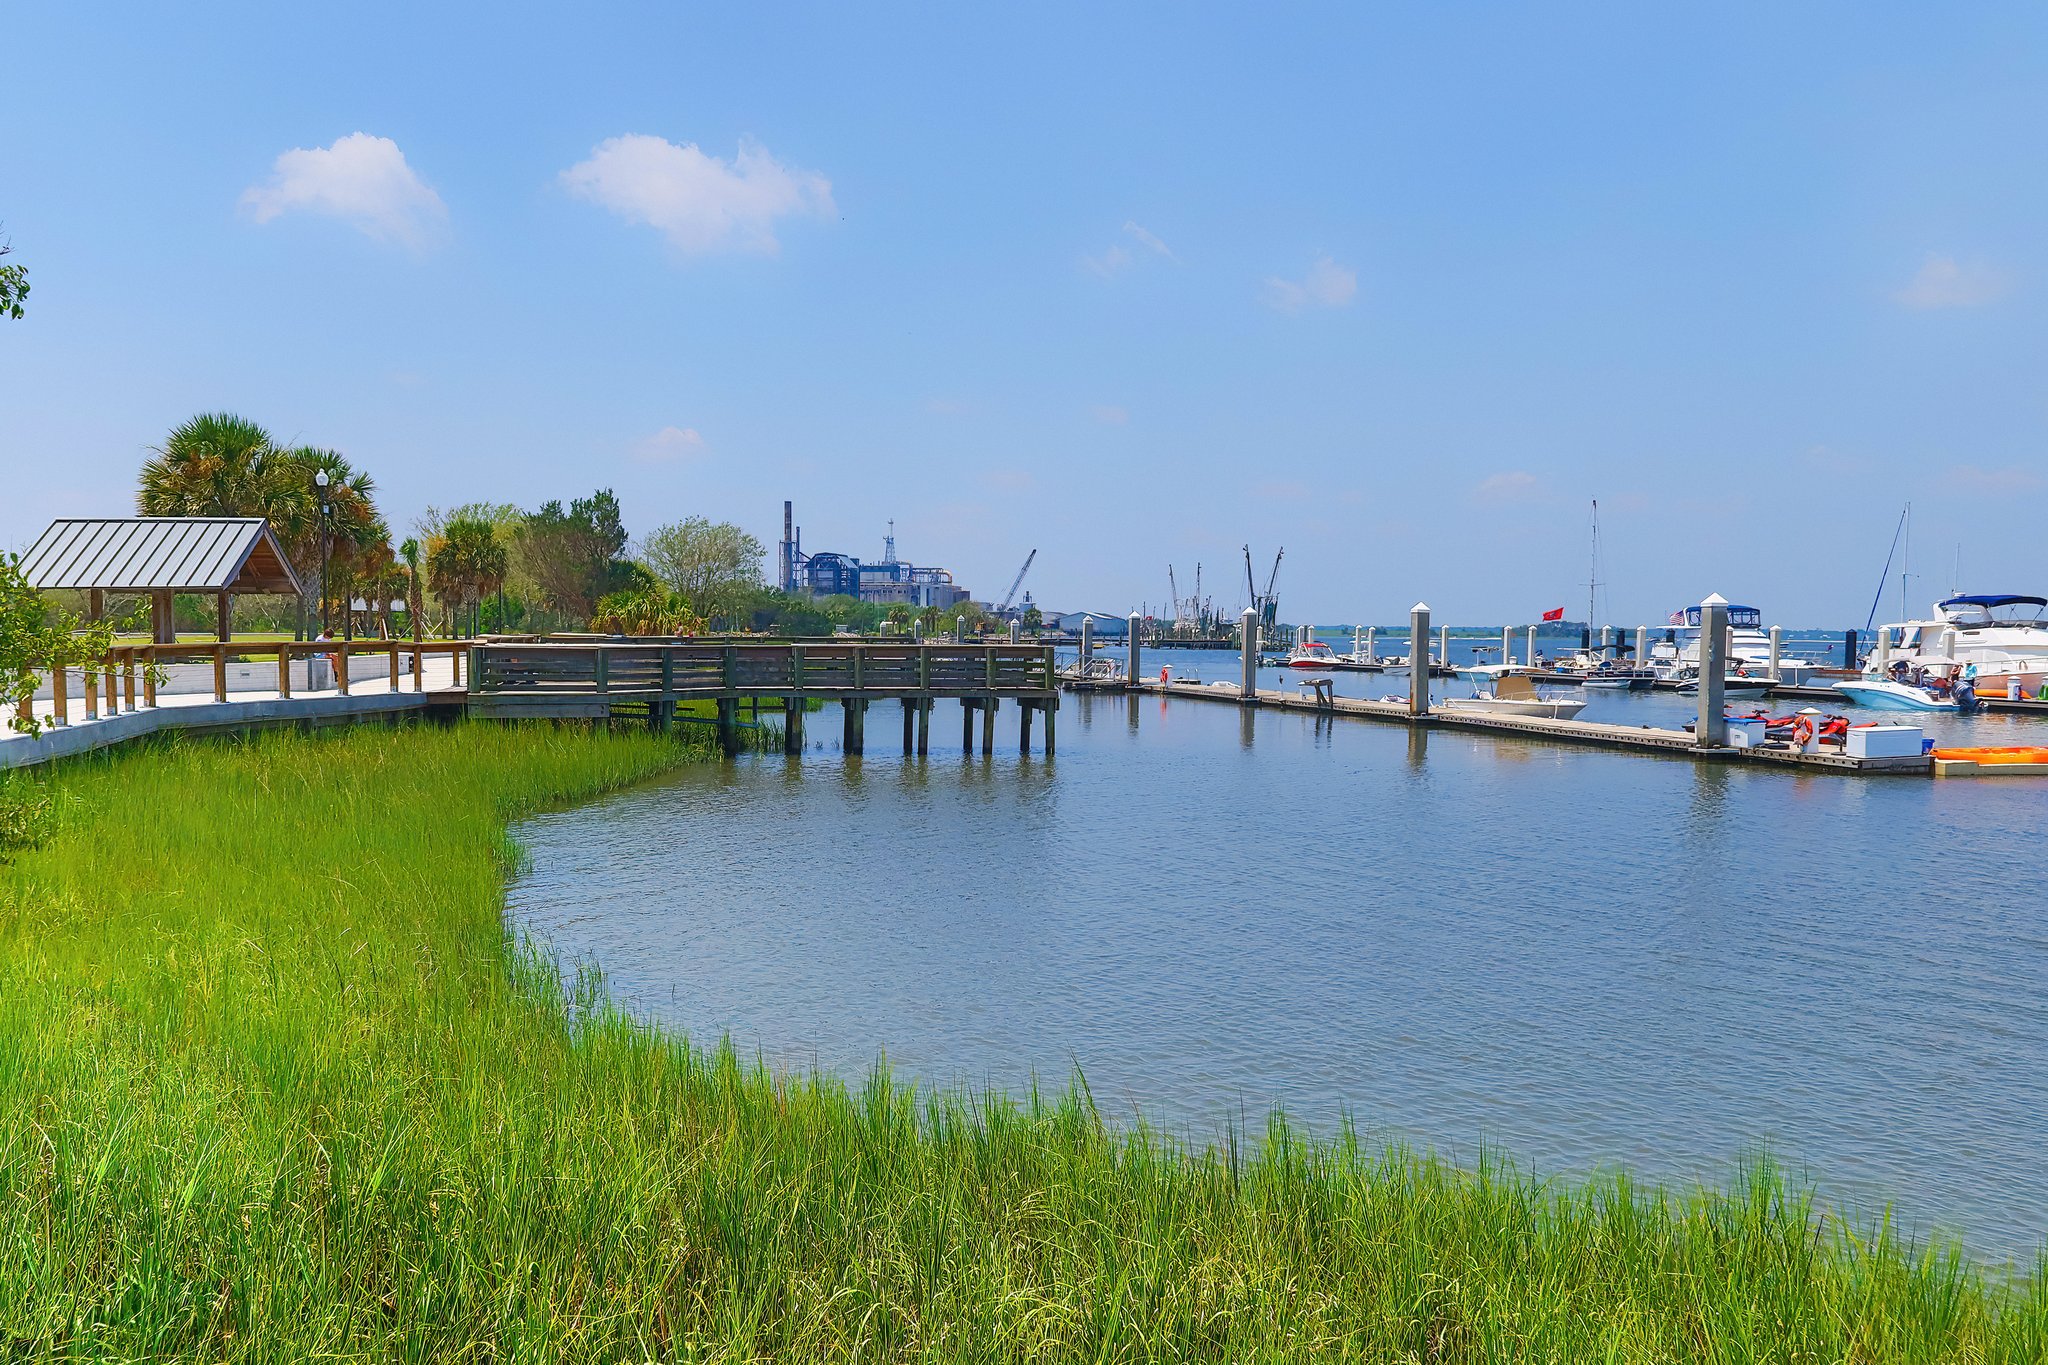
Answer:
[14,638,472,732]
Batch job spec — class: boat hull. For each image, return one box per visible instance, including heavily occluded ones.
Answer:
[1831,681,1955,712]
[1441,697,1589,721]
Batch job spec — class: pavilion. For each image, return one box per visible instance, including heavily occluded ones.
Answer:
[16,517,303,643]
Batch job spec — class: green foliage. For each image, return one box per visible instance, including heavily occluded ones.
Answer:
[636,516,765,628]
[520,490,635,622]
[589,587,705,636]
[0,554,123,737]
[0,233,26,321]
[426,518,508,637]
[0,776,51,857]
[0,724,2042,1357]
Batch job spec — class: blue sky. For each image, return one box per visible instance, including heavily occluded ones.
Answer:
[3,2,2044,626]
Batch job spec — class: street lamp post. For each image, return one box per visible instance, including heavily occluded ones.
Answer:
[315,469,331,635]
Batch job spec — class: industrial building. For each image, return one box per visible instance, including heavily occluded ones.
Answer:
[777,502,971,609]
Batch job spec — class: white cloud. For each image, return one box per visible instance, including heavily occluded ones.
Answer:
[1473,470,1544,503]
[634,426,708,462]
[1895,255,2008,310]
[1262,254,1356,312]
[1947,464,2042,494]
[1083,221,1177,279]
[239,133,446,247]
[560,135,833,255]
[1090,404,1130,425]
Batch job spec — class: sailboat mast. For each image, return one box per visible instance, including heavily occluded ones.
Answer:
[1900,502,1912,622]
[1588,499,1601,647]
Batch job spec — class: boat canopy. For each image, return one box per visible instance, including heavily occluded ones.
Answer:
[1936,594,2048,625]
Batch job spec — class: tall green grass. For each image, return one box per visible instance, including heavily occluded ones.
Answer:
[0,724,2041,1361]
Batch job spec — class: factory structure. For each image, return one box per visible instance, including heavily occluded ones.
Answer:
[777,501,973,610]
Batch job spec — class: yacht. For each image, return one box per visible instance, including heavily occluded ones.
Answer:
[1646,604,1826,684]
[1865,594,2048,699]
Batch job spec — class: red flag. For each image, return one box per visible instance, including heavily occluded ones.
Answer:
[1541,607,1565,622]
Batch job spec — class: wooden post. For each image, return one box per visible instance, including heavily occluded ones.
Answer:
[717,697,739,755]
[1043,697,1055,754]
[783,698,803,754]
[279,644,293,699]
[216,592,231,643]
[336,643,351,696]
[985,645,997,692]
[82,663,98,720]
[142,650,156,708]
[594,647,610,715]
[123,651,137,711]
[981,696,997,754]
[213,643,228,702]
[1019,700,1033,752]
[451,645,462,688]
[88,588,105,622]
[389,641,401,692]
[51,665,68,727]
[13,695,28,731]
[961,699,974,751]
[843,700,865,754]
[901,698,914,754]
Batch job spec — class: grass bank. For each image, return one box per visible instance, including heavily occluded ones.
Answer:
[0,725,2041,1361]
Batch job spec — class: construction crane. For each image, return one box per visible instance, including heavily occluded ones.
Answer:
[1242,545,1285,632]
[998,548,1038,612]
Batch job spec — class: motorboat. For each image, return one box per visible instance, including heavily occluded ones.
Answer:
[1648,603,1827,685]
[1549,651,1656,689]
[1284,639,1339,669]
[1440,673,1588,720]
[1832,678,1964,712]
[1866,594,2048,698]
[1674,671,1774,699]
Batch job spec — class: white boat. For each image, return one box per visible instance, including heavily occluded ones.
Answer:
[1674,672,1774,699]
[1831,678,1960,712]
[1648,603,1827,684]
[1866,594,2048,698]
[1284,639,1338,669]
[1440,673,1588,720]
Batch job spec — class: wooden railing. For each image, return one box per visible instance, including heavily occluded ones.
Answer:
[469,641,1059,717]
[16,639,472,731]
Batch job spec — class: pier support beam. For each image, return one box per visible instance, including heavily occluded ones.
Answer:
[843,699,865,754]
[1438,625,1449,668]
[981,697,997,754]
[917,699,930,755]
[1127,612,1142,687]
[1019,700,1033,752]
[1365,627,1376,663]
[717,698,738,755]
[962,699,975,752]
[1501,625,1512,669]
[783,699,805,754]
[1696,594,1729,747]
[1043,698,1055,754]
[1409,603,1432,717]
[902,698,914,754]
[1240,607,1258,703]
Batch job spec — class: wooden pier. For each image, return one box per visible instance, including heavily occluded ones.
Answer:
[1132,679,1934,774]
[467,640,1060,755]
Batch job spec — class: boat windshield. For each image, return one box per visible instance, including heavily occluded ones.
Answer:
[1937,594,2048,627]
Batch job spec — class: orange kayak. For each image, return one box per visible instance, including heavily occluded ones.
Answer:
[1930,746,2048,765]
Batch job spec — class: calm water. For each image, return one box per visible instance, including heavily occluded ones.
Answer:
[508,646,2048,1261]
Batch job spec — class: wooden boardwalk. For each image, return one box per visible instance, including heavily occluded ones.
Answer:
[1133,679,1933,774]
[468,640,1060,754]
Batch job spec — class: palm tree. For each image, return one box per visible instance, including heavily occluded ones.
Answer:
[139,413,295,519]
[399,538,424,639]
[427,519,507,638]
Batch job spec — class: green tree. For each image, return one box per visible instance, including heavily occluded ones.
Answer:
[519,490,632,623]
[0,232,26,321]
[1022,603,1044,633]
[637,517,765,628]
[2,554,123,738]
[399,538,425,639]
[427,519,508,638]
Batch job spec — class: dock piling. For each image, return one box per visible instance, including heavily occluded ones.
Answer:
[917,699,930,755]
[1438,624,1449,668]
[783,698,804,754]
[1501,625,1512,668]
[901,698,914,754]
[981,697,997,754]
[1696,594,1729,746]
[1636,626,1649,670]
[843,700,865,754]
[1009,620,1021,644]
[1410,604,1432,716]
[1080,616,1094,668]
[1127,612,1142,687]
[1240,607,1258,703]
[1019,701,1033,752]
[1769,626,1783,682]
[1526,625,1537,669]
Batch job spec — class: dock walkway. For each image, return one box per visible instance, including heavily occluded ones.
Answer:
[1134,679,1933,774]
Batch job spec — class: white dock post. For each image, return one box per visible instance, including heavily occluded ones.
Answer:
[1009,619,1021,644]
[1635,626,1649,671]
[1874,626,1890,675]
[1365,627,1376,663]
[1599,625,1614,658]
[955,617,968,644]
[1127,612,1142,686]
[1527,625,1538,669]
[1240,607,1259,703]
[1409,603,1432,716]
[1501,625,1512,668]
[1438,624,1449,668]
[1353,624,1363,660]
[1080,615,1094,667]
[1768,626,1783,682]
[1696,593,1729,746]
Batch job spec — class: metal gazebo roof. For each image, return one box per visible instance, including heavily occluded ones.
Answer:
[17,517,302,596]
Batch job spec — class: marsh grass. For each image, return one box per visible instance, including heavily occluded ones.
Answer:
[1,723,2042,1360]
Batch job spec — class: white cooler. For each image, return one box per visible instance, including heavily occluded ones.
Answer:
[1846,724,1925,759]
[1726,716,1768,748]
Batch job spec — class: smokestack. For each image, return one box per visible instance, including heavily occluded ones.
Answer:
[781,500,794,592]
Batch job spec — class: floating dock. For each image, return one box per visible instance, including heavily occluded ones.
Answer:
[1132,679,1933,775]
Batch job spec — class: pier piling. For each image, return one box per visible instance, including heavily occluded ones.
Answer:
[1696,594,1729,746]
[1019,701,1033,752]
[1127,612,1142,687]
[1080,616,1094,668]
[783,698,804,754]
[1769,626,1783,682]
[843,699,865,755]
[1636,626,1649,670]
[1410,604,1431,716]
[1240,607,1258,703]
[1009,620,1021,644]
[917,699,930,755]
[1526,625,1537,669]
[981,697,997,754]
